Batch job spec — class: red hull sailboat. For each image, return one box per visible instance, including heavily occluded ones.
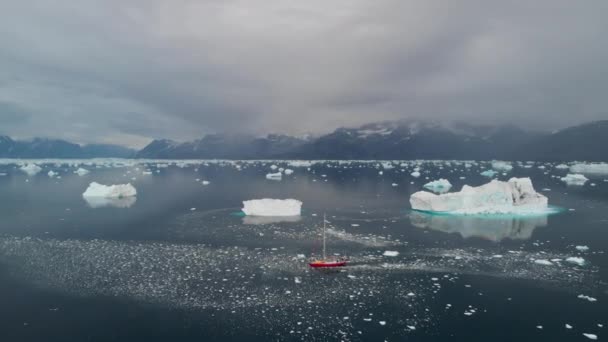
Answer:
[309,214,347,268]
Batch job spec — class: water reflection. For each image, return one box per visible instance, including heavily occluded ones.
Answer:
[242,215,301,225]
[84,196,137,209]
[409,210,549,242]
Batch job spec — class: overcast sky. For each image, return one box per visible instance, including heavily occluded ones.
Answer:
[0,1,607,148]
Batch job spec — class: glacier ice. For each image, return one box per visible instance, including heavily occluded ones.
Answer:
[423,179,452,193]
[410,178,548,214]
[265,172,282,180]
[569,163,608,175]
[74,168,90,176]
[561,174,588,186]
[82,182,137,199]
[491,161,513,172]
[20,163,42,176]
[242,199,302,216]
[480,170,497,178]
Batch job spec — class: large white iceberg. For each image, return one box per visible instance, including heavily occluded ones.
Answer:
[410,178,548,214]
[569,163,608,175]
[561,174,588,186]
[423,179,452,193]
[20,164,42,176]
[82,182,137,199]
[242,199,302,216]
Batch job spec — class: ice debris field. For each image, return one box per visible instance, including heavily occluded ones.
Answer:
[0,158,606,340]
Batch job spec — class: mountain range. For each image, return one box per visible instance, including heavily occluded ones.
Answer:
[0,136,134,158]
[1,120,607,161]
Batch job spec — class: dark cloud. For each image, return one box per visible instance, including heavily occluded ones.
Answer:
[0,0,607,147]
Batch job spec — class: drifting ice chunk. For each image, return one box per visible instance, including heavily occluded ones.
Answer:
[583,333,598,340]
[423,179,452,193]
[48,170,58,178]
[566,257,585,266]
[20,164,42,176]
[480,170,497,178]
[83,182,137,199]
[411,171,421,178]
[575,245,590,252]
[561,174,588,186]
[75,168,90,176]
[284,169,294,175]
[491,161,513,172]
[555,164,569,169]
[534,259,553,266]
[410,178,548,214]
[383,251,399,257]
[266,172,282,180]
[242,199,302,216]
[570,163,608,175]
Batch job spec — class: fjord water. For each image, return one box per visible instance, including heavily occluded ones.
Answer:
[0,160,606,341]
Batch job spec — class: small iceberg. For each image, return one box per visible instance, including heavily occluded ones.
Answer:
[265,172,282,181]
[83,182,137,199]
[84,196,137,209]
[410,178,548,215]
[570,163,608,175]
[561,174,588,186]
[20,164,42,176]
[491,161,513,172]
[242,199,302,216]
[480,170,497,178]
[423,179,452,193]
[74,168,90,176]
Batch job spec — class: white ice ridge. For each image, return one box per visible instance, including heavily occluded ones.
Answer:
[570,163,608,175]
[410,177,548,214]
[20,163,42,176]
[241,199,302,216]
[561,174,589,186]
[423,179,452,193]
[82,182,137,199]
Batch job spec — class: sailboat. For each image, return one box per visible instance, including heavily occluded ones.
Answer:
[309,214,347,268]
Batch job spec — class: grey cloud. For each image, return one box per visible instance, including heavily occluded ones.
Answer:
[0,0,607,147]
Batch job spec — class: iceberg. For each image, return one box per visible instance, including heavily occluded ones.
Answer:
[48,170,58,178]
[555,164,569,169]
[491,161,513,172]
[265,172,282,181]
[480,170,497,178]
[409,178,548,214]
[242,199,302,216]
[284,169,294,175]
[569,163,608,175]
[411,171,421,178]
[75,168,90,176]
[82,182,137,199]
[423,179,452,193]
[561,174,588,186]
[20,164,42,176]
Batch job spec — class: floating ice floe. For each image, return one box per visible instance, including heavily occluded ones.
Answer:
[480,170,497,178]
[583,333,598,340]
[48,170,58,178]
[575,245,590,252]
[241,199,302,217]
[566,257,585,266]
[578,294,597,302]
[491,161,513,172]
[411,171,421,178]
[20,163,42,176]
[284,169,294,175]
[423,179,452,193]
[74,168,90,176]
[561,174,589,186]
[82,182,137,199]
[534,259,554,266]
[410,178,548,215]
[555,164,569,169]
[266,172,282,180]
[383,251,399,257]
[570,163,608,175]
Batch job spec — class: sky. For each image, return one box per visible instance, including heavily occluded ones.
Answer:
[0,1,607,148]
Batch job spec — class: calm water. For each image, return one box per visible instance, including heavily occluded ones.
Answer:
[0,160,606,341]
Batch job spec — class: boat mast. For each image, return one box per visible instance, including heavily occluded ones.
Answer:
[322,213,326,260]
